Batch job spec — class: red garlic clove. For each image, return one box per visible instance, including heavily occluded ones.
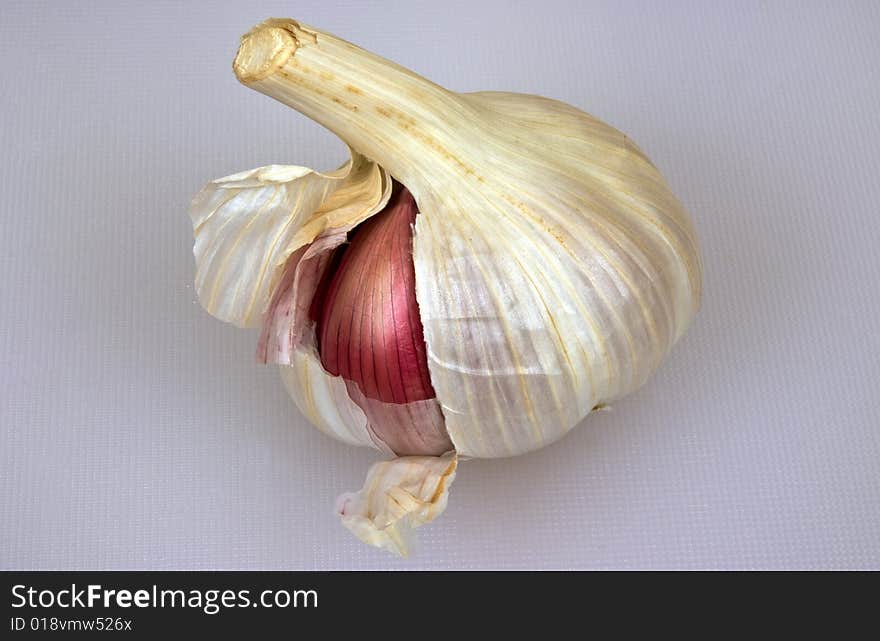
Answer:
[314,184,437,407]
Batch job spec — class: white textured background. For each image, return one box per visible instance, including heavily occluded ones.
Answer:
[2,0,879,569]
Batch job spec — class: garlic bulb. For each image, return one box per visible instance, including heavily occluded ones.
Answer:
[189,18,702,555]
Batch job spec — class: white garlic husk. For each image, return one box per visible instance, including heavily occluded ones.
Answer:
[189,19,702,555]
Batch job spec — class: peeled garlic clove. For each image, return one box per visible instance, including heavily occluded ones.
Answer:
[314,184,452,456]
[316,185,434,406]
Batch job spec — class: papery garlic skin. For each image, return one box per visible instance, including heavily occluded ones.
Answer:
[190,18,702,554]
[336,452,457,557]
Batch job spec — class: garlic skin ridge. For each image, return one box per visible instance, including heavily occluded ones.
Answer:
[190,18,703,554]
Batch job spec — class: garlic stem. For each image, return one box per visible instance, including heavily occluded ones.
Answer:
[233,19,479,190]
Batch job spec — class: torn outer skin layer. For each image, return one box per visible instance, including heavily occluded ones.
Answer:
[189,151,458,553]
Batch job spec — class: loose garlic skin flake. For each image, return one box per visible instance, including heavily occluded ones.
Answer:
[190,19,702,555]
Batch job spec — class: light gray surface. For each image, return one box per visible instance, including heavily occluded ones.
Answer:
[2,0,879,569]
